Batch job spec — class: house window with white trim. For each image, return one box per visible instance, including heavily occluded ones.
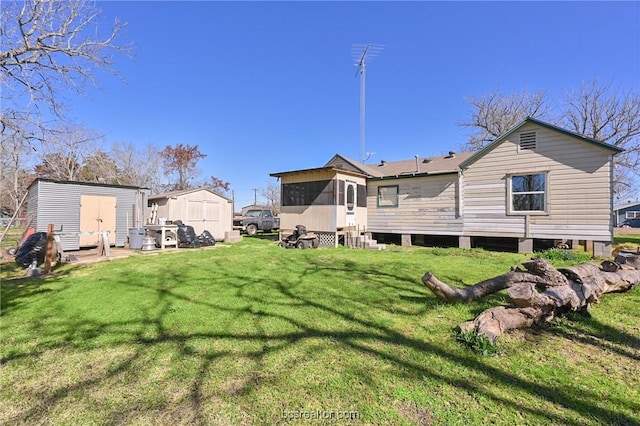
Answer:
[626,211,640,219]
[509,173,547,214]
[377,185,399,208]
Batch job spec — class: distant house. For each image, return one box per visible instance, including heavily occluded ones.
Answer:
[613,201,640,227]
[26,179,149,251]
[147,188,233,241]
[270,117,623,256]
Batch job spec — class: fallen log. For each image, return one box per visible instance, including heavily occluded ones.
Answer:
[423,251,640,344]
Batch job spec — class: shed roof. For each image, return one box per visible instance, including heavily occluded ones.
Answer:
[148,187,232,202]
[270,166,368,179]
[28,178,149,191]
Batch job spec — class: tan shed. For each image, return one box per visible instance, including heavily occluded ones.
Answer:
[147,188,233,241]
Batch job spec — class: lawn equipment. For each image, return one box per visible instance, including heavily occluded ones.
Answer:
[279,225,319,249]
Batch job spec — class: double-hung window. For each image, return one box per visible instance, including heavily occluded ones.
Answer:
[509,173,547,214]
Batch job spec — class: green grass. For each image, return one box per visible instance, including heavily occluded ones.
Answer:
[1,239,639,425]
[615,232,640,247]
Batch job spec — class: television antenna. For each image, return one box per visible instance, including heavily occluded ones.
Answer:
[352,43,384,163]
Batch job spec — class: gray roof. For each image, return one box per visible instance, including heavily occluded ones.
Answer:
[614,201,640,211]
[148,187,232,202]
[327,152,475,179]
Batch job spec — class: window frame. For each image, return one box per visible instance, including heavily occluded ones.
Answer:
[377,185,399,208]
[507,172,548,215]
[626,211,640,219]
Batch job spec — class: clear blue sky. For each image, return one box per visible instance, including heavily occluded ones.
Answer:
[68,1,640,207]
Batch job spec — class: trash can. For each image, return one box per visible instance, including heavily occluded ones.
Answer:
[128,227,147,250]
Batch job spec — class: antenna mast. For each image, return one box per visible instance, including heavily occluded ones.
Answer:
[352,43,383,163]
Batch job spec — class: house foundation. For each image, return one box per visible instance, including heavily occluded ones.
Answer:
[459,236,471,249]
[518,238,533,254]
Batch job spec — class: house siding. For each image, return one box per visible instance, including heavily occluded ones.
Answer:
[367,174,462,235]
[462,123,615,241]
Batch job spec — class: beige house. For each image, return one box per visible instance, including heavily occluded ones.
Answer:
[147,188,233,241]
[271,118,623,256]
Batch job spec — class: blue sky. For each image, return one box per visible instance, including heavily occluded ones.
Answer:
[68,1,640,207]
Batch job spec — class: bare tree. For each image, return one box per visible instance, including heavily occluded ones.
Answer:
[80,151,118,184]
[459,80,640,197]
[0,0,129,214]
[458,88,552,150]
[0,0,129,139]
[110,142,163,192]
[33,125,101,181]
[201,176,231,195]
[260,181,281,214]
[0,131,35,216]
[562,80,640,195]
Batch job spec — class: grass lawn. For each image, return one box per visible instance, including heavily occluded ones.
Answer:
[1,238,639,425]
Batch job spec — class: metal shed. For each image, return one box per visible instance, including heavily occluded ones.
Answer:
[26,179,149,251]
[147,188,234,241]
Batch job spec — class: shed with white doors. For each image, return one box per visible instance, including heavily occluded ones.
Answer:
[147,188,233,241]
[26,179,149,251]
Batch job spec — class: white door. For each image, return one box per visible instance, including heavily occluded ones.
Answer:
[345,181,356,227]
[79,195,116,246]
[187,199,204,235]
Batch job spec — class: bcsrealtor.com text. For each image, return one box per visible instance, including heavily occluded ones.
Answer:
[281,410,360,421]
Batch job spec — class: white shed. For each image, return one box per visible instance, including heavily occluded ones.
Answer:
[147,188,233,241]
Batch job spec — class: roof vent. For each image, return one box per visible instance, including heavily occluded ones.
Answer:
[422,158,432,163]
[519,131,537,150]
[379,160,387,166]
[445,151,456,159]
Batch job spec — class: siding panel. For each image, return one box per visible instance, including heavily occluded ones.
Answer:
[462,123,615,241]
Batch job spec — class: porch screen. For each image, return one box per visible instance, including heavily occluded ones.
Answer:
[282,180,335,206]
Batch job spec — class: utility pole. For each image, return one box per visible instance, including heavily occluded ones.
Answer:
[253,188,258,205]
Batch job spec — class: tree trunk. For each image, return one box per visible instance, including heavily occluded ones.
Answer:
[422,250,640,343]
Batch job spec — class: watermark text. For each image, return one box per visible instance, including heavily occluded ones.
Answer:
[281,409,360,421]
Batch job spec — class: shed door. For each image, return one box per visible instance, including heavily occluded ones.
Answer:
[203,201,220,233]
[187,200,204,235]
[345,181,357,227]
[79,195,116,246]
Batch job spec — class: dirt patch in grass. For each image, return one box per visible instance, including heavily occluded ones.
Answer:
[396,400,437,425]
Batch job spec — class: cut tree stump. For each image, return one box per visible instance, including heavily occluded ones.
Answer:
[422,250,640,344]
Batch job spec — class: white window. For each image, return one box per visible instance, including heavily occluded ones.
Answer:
[509,173,547,214]
[377,185,399,208]
[626,211,640,219]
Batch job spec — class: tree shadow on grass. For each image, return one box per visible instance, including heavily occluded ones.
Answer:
[2,251,639,425]
[1,265,75,317]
